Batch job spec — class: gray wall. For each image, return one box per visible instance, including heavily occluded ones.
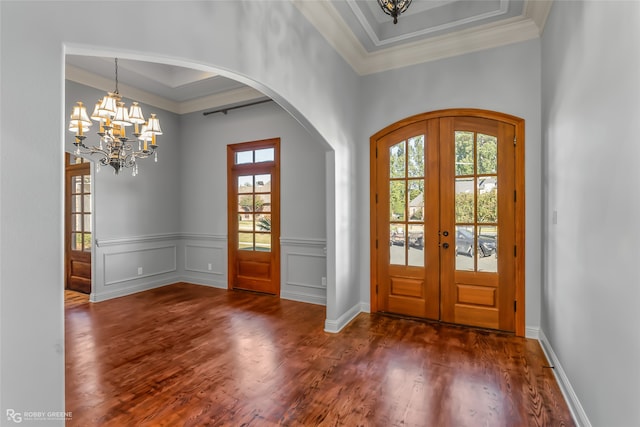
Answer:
[541,1,640,426]
[179,101,329,303]
[358,39,542,329]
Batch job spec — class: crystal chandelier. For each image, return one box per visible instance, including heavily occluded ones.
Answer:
[68,58,162,176]
[378,0,412,24]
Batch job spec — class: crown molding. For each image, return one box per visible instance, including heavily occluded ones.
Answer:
[293,0,552,76]
[177,86,267,115]
[66,65,266,115]
[66,64,180,113]
[524,0,554,34]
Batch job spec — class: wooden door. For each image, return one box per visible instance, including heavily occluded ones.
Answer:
[65,154,92,294]
[371,111,522,333]
[228,139,280,295]
[439,117,516,331]
[375,121,440,318]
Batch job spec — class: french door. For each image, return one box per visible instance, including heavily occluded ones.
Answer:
[371,111,524,333]
[227,139,280,295]
[65,153,92,294]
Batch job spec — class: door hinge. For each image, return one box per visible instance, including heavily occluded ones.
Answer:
[514,137,517,146]
[376,146,378,158]
[514,245,517,257]
[514,190,516,202]
[376,193,378,203]
[376,239,378,249]
[376,284,379,294]
[514,300,517,312]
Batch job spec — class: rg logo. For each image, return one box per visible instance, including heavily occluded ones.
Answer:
[6,409,22,423]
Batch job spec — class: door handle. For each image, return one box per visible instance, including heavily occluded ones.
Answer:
[442,243,449,249]
[442,231,449,237]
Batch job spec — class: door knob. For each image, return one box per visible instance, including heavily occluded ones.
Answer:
[442,231,449,236]
[442,243,449,249]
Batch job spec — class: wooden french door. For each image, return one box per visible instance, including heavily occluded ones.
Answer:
[227,139,280,295]
[65,153,92,294]
[371,111,524,333]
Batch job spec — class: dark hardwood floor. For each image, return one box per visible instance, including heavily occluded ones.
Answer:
[65,283,574,426]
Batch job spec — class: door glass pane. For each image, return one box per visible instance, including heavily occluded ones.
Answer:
[390,181,406,221]
[236,151,253,165]
[238,233,254,250]
[84,214,92,233]
[255,233,271,252]
[238,214,253,231]
[455,225,474,271]
[390,224,405,265]
[83,233,92,252]
[455,178,474,223]
[72,196,81,213]
[238,195,254,213]
[255,194,271,212]
[83,195,91,213]
[478,177,497,223]
[71,233,82,251]
[408,224,424,267]
[407,136,424,177]
[477,134,497,174]
[238,176,253,193]
[71,214,81,232]
[455,131,474,175]
[389,141,406,178]
[255,214,271,232]
[478,226,497,272]
[83,176,91,193]
[73,176,83,194]
[255,148,275,163]
[407,180,424,221]
[255,174,271,193]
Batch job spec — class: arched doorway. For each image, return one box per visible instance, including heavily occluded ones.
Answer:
[370,109,525,335]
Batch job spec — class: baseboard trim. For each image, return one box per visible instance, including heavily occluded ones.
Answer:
[179,276,227,290]
[281,290,326,306]
[90,276,178,302]
[538,329,592,427]
[324,302,362,333]
[525,326,540,339]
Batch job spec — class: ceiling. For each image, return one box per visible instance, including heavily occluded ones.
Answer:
[66,0,552,115]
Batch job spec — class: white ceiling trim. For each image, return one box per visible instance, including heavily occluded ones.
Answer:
[66,64,180,113]
[177,87,268,115]
[346,0,510,48]
[293,0,552,76]
[66,65,266,115]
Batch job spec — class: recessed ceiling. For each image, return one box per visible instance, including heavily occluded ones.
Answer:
[65,0,552,115]
[333,0,525,51]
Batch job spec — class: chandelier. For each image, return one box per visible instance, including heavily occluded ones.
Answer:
[68,58,162,176]
[378,0,412,24]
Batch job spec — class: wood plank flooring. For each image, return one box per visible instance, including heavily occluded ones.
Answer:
[65,283,574,426]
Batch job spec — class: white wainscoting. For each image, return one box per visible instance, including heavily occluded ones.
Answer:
[180,234,227,289]
[280,237,327,305]
[92,234,181,302]
[91,234,326,305]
